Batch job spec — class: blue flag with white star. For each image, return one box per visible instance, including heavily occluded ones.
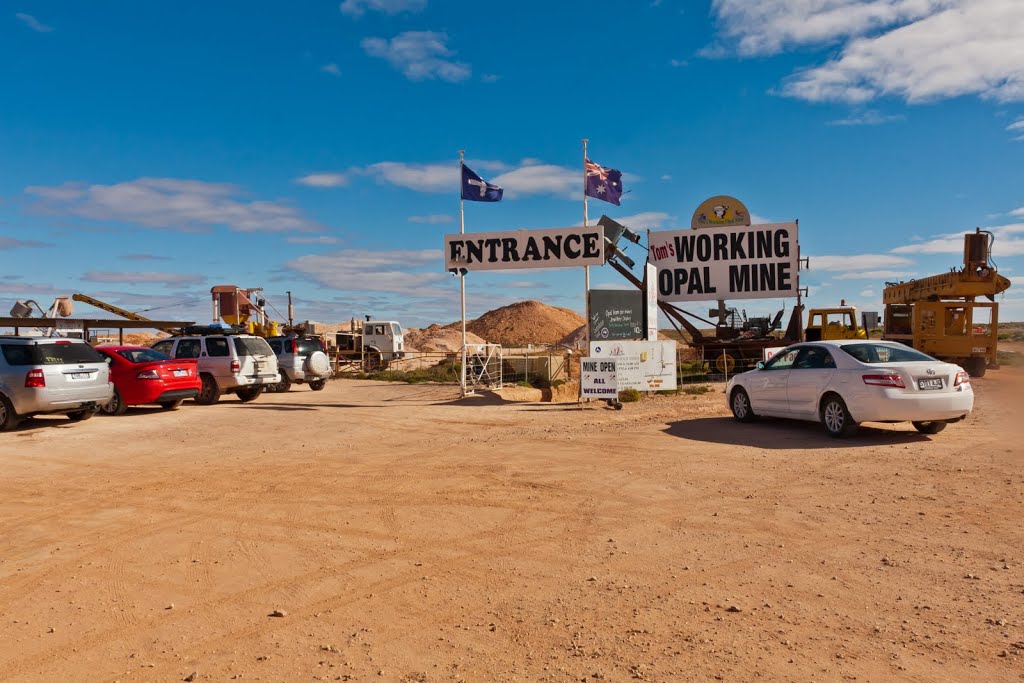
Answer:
[585,158,623,206]
[461,164,503,202]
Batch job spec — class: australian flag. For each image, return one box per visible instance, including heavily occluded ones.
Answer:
[585,158,623,206]
[461,164,503,202]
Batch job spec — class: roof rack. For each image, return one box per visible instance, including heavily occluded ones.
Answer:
[178,324,249,336]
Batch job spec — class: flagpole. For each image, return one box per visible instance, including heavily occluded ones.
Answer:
[582,138,590,359]
[459,149,468,397]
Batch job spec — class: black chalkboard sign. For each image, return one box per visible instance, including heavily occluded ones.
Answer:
[589,290,643,341]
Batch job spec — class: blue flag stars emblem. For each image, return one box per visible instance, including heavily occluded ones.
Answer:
[585,158,623,206]
[461,164,503,202]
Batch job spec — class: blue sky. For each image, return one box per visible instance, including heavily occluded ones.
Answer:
[2,0,1022,330]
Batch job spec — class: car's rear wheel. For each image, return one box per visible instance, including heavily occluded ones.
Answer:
[912,420,948,434]
[236,386,263,403]
[309,378,327,391]
[159,399,184,411]
[730,387,756,423]
[195,374,221,405]
[821,394,858,438]
[0,394,20,432]
[66,407,97,422]
[101,388,128,416]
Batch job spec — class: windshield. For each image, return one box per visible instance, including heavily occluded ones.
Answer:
[234,336,273,357]
[1,342,104,366]
[840,343,935,364]
[297,338,325,355]
[117,348,172,363]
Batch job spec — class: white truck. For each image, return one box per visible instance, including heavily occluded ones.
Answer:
[332,319,405,371]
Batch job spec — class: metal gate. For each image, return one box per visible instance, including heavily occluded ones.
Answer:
[466,343,503,390]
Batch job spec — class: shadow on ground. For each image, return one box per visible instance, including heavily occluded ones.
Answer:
[664,416,931,449]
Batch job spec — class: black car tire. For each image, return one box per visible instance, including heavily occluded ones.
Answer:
[912,420,948,434]
[195,374,221,405]
[101,388,128,416]
[66,408,97,422]
[271,373,291,393]
[821,394,858,438]
[0,393,20,432]
[730,387,757,423]
[159,399,184,411]
[309,378,327,391]
[237,386,263,403]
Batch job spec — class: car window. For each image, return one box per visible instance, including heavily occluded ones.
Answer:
[118,348,171,363]
[152,340,174,356]
[205,337,230,357]
[175,339,201,359]
[297,338,324,356]
[840,343,935,364]
[391,323,401,336]
[764,348,799,370]
[234,336,272,357]
[268,340,283,355]
[3,342,104,365]
[795,347,835,369]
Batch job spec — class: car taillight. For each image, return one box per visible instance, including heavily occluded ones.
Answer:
[863,374,905,388]
[290,338,298,353]
[954,371,970,387]
[25,368,45,388]
[136,369,161,380]
[231,359,240,373]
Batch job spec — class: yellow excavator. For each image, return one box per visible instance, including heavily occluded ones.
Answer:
[882,229,1011,377]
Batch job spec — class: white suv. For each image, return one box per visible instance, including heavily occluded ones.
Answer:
[151,331,279,405]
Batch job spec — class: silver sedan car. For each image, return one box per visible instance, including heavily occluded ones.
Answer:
[726,340,974,437]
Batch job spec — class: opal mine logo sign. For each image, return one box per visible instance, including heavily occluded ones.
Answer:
[691,195,751,229]
[649,222,800,302]
[445,226,605,272]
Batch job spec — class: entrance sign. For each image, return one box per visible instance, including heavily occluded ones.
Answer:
[649,222,799,302]
[445,226,605,272]
[589,340,678,391]
[580,357,619,399]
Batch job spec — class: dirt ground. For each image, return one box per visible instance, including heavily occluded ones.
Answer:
[1,366,1022,682]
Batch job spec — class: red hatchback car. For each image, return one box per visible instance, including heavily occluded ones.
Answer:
[95,345,200,415]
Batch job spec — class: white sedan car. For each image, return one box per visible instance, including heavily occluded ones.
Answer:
[726,340,974,437]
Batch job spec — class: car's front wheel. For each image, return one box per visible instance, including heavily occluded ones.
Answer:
[101,388,128,416]
[912,420,948,434]
[821,394,858,438]
[309,378,327,391]
[195,374,221,405]
[270,373,291,393]
[730,387,756,423]
[66,407,97,422]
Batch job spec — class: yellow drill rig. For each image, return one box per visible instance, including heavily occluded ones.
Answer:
[882,229,1011,377]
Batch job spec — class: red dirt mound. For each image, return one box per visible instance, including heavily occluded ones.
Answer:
[467,300,584,346]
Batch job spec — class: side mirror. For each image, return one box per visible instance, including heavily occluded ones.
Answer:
[756,361,765,370]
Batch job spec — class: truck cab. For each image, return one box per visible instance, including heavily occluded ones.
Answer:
[805,305,867,342]
[335,320,405,370]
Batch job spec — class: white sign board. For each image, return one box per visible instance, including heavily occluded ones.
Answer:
[589,340,678,392]
[648,222,799,302]
[445,226,605,272]
[644,262,658,341]
[580,357,619,399]
[763,346,786,362]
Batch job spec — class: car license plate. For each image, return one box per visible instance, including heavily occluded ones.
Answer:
[918,378,943,391]
[70,372,90,380]
[173,370,188,377]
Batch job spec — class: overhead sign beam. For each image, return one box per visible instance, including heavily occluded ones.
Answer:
[445,226,605,273]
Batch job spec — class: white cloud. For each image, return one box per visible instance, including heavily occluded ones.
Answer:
[321,63,341,77]
[835,269,916,280]
[25,177,320,232]
[361,159,577,199]
[614,212,671,230]
[409,214,453,224]
[892,222,1024,255]
[340,0,426,17]
[362,31,470,83]
[660,174,672,181]
[15,12,53,33]
[1010,207,1024,217]
[286,248,447,295]
[364,161,456,192]
[82,271,206,286]
[295,172,348,188]
[287,235,342,244]
[810,253,915,271]
[708,1,1024,104]
[491,163,577,197]
[827,109,905,126]
[1007,119,1024,131]
[481,73,501,83]
[122,253,171,261]
[859,288,876,298]
[669,59,688,68]
[0,237,54,249]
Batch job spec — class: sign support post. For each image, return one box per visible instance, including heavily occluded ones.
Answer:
[458,149,468,397]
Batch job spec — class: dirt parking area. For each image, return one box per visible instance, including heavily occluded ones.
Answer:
[1,369,1022,682]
